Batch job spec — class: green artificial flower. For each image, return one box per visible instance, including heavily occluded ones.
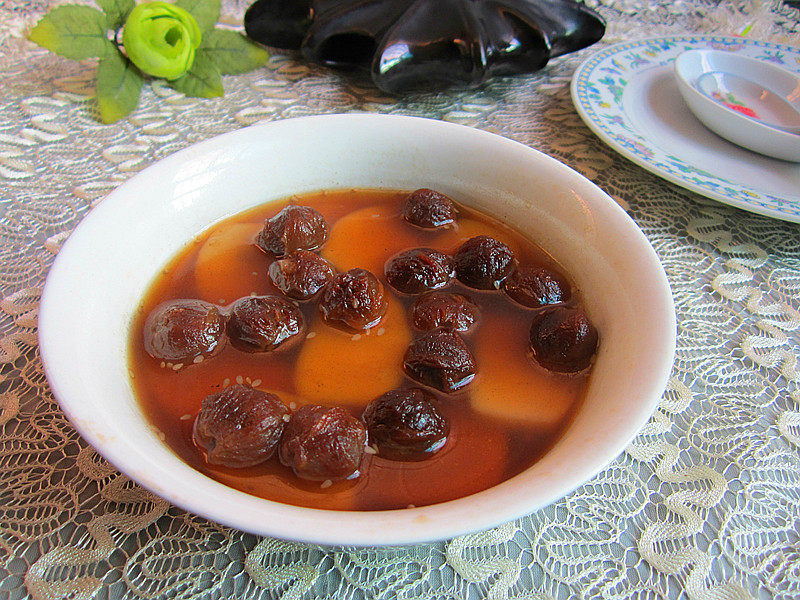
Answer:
[122,2,202,80]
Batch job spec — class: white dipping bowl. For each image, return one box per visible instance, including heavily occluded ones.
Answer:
[39,114,675,546]
[674,49,800,162]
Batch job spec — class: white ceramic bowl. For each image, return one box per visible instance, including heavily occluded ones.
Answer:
[674,49,800,162]
[39,114,675,546]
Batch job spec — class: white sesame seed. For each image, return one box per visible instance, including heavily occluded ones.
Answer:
[166,362,173,369]
[236,375,244,384]
[289,401,297,410]
[376,327,385,336]
[223,378,231,387]
[160,361,166,368]
[251,379,262,387]
[282,414,291,422]
[351,334,362,341]
[180,414,192,421]
[306,331,317,339]
[320,479,333,489]
[172,363,183,371]
[246,377,252,384]
[156,430,165,441]
[407,504,416,509]
[364,445,377,455]
[193,355,204,364]
[252,271,258,276]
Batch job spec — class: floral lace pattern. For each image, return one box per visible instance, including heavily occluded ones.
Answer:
[1,1,799,599]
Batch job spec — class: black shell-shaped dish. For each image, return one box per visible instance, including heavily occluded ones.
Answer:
[244,0,605,93]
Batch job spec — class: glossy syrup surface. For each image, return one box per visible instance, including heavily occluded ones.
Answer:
[129,189,591,511]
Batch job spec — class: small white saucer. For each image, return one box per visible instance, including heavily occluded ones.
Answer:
[674,49,800,162]
[696,71,800,133]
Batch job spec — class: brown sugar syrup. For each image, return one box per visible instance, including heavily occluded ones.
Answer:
[129,189,590,511]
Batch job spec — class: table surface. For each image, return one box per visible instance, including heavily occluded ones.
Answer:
[1,1,799,599]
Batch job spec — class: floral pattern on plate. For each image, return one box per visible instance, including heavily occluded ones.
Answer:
[571,36,800,223]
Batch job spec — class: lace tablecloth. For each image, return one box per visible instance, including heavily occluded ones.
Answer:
[2,1,799,598]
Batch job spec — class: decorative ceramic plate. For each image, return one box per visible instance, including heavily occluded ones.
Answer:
[571,36,800,223]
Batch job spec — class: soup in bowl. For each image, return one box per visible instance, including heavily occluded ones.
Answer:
[39,114,675,545]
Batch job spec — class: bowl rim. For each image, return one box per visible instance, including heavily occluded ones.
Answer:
[676,48,800,100]
[39,114,676,546]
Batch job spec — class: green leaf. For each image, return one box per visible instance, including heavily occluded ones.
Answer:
[95,49,143,123]
[199,29,269,75]
[28,5,113,60]
[97,0,135,30]
[169,52,223,98]
[175,0,220,33]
